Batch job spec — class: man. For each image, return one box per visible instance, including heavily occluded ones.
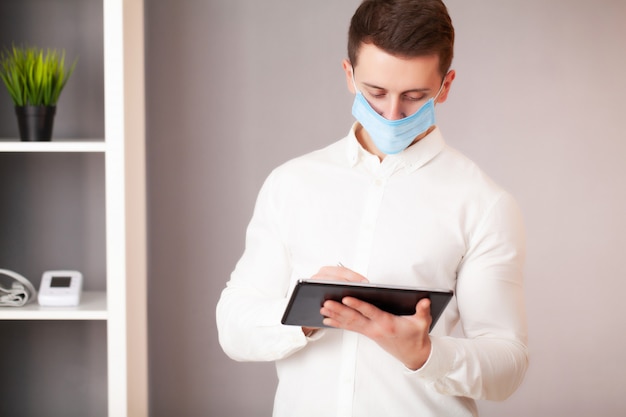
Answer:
[216,1,528,416]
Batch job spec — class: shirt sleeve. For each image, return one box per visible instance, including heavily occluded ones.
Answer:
[413,191,529,401]
[216,170,313,362]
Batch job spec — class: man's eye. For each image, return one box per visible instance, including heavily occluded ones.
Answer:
[404,94,426,102]
[367,90,386,99]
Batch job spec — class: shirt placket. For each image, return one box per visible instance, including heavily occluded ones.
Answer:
[336,158,396,417]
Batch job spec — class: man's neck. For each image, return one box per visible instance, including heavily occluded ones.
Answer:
[355,124,436,161]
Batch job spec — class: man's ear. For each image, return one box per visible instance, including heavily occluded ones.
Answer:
[342,59,356,94]
[436,69,456,104]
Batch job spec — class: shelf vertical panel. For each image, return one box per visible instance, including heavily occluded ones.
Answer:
[104,0,148,416]
[122,0,148,415]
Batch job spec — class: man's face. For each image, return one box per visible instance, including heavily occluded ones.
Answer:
[343,43,454,156]
[345,43,452,120]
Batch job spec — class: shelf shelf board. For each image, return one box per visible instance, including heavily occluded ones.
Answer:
[0,140,106,153]
[0,291,107,320]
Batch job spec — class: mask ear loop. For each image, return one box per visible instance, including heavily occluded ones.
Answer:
[433,72,450,104]
[350,66,360,93]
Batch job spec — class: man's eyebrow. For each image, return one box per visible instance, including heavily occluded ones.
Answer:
[361,82,431,93]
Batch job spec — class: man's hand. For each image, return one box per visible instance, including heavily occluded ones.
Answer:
[301,265,369,337]
[311,265,370,284]
[316,268,433,370]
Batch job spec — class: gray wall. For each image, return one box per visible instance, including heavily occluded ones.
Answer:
[146,1,626,416]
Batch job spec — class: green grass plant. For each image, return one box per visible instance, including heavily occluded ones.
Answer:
[0,45,76,107]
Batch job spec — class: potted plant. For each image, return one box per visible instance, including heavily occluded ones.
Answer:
[0,45,76,141]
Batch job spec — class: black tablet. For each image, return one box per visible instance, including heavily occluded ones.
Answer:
[281,279,454,332]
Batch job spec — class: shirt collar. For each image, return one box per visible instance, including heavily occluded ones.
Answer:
[345,122,446,174]
[345,122,363,167]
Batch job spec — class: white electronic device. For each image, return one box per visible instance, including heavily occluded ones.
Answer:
[37,270,83,307]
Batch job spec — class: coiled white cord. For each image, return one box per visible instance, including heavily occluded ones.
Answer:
[0,269,37,307]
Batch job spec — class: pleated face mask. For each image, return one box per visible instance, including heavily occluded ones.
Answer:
[351,73,445,155]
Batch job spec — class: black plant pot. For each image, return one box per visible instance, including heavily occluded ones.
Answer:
[15,105,57,141]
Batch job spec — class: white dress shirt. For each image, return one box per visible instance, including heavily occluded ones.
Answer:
[216,124,528,417]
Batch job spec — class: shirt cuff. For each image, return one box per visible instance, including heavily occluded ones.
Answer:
[406,336,456,380]
[305,328,326,341]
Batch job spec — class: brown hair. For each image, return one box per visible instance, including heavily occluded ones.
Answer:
[348,0,455,76]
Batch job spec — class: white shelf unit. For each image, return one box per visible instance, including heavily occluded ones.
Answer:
[0,1,147,416]
[0,291,107,320]
[0,140,107,153]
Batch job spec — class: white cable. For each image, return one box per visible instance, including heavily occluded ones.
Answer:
[0,269,37,306]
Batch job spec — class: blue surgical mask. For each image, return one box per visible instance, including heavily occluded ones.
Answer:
[351,75,445,155]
